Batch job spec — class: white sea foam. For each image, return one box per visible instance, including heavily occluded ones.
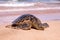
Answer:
[0,3,35,7]
[0,7,60,12]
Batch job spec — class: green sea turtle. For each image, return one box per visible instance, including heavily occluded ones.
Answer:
[6,14,49,30]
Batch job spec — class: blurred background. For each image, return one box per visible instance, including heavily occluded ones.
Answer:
[0,0,60,3]
[0,0,60,25]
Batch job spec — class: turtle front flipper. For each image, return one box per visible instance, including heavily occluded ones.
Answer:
[18,20,32,30]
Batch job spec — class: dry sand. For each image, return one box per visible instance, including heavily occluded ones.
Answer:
[0,20,60,40]
[0,14,60,40]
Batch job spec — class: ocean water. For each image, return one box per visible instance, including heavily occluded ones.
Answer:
[34,14,60,21]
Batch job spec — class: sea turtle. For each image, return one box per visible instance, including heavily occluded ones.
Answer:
[6,14,49,30]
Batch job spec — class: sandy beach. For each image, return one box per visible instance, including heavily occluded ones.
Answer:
[0,13,60,40]
[0,21,60,40]
[0,2,60,40]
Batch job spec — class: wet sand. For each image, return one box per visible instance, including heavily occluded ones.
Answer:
[0,13,60,40]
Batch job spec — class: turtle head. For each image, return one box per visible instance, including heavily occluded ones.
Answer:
[42,23,49,28]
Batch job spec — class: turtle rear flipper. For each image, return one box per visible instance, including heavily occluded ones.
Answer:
[6,24,18,29]
[6,25,12,28]
[42,23,49,28]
